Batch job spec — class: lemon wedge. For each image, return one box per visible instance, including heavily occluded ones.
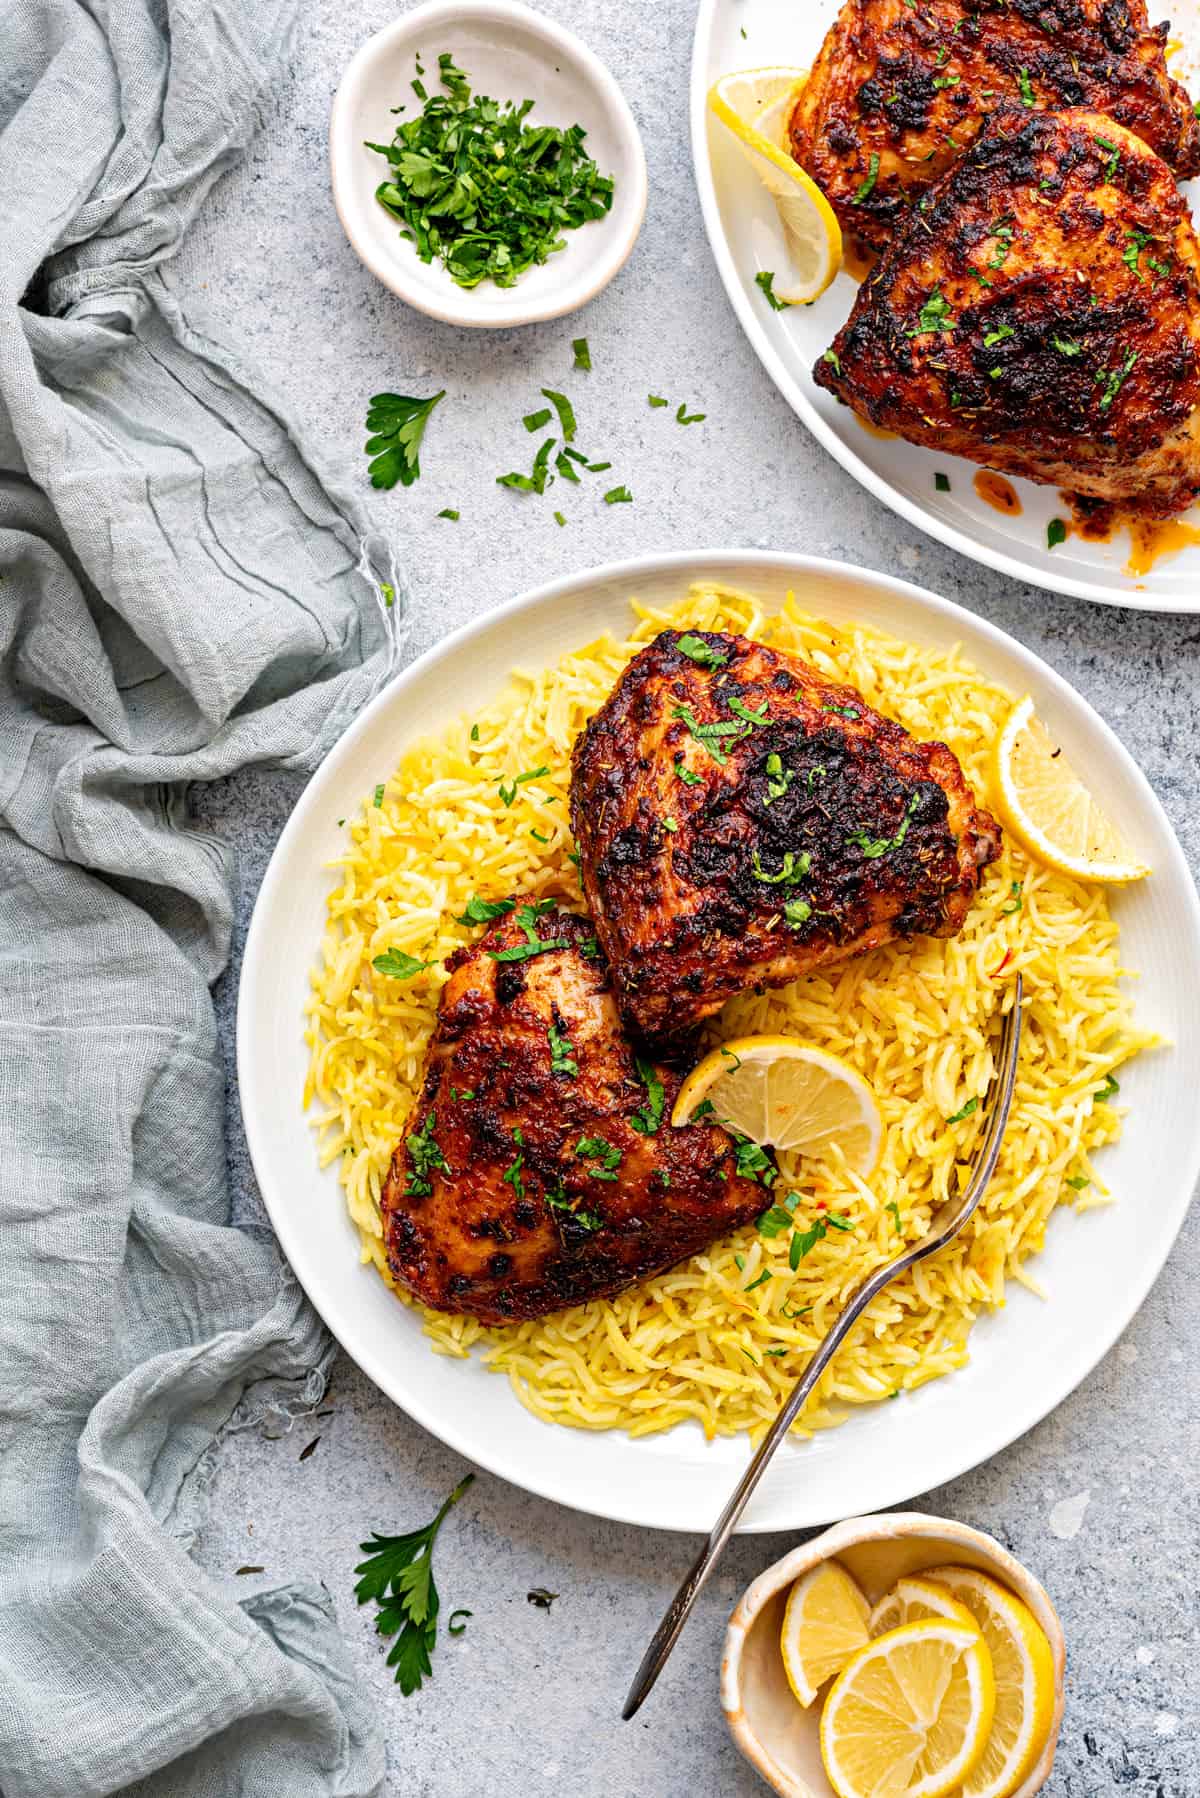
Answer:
[921,1566,1057,1798]
[869,1573,980,1638]
[991,695,1150,884]
[779,1560,873,1707]
[708,68,842,304]
[820,1618,996,1798]
[671,1036,882,1176]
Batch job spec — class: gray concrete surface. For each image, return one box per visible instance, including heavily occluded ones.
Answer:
[185,3,1199,1792]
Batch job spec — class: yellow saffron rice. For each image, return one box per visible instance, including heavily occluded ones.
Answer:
[303,583,1154,1440]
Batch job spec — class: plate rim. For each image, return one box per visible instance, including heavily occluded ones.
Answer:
[236,546,1200,1531]
[689,0,1200,615]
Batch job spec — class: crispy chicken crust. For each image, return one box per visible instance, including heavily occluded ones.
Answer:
[815,107,1200,515]
[569,631,1001,1040]
[380,907,770,1323]
[791,0,1200,252]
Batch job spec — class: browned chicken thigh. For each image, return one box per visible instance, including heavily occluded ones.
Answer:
[815,107,1200,514]
[569,630,1001,1040]
[790,0,1200,252]
[380,905,771,1323]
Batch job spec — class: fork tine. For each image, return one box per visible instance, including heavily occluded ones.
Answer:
[960,974,1023,1207]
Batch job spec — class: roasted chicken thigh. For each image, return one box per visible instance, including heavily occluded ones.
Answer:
[815,107,1200,514]
[790,0,1200,252]
[380,905,770,1323]
[569,630,1001,1040]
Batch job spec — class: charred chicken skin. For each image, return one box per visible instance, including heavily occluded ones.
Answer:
[815,107,1200,514]
[790,0,1200,253]
[569,630,1001,1040]
[380,906,771,1323]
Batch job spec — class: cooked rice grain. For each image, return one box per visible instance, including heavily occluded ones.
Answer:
[303,584,1155,1440]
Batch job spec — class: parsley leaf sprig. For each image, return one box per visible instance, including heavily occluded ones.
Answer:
[364,391,446,489]
[354,1473,474,1695]
[630,1056,666,1135]
[368,55,614,291]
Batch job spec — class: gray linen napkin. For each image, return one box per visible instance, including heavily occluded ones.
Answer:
[0,1,398,1791]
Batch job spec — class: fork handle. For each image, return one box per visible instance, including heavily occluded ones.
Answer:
[621,1290,870,1720]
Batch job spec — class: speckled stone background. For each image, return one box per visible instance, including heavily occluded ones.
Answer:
[183,3,1199,1793]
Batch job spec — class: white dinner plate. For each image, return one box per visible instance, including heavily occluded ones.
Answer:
[691,0,1200,612]
[237,550,1200,1532]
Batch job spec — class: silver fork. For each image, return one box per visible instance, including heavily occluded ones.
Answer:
[622,975,1024,1720]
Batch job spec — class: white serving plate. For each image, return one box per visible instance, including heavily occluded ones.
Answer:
[237,550,1200,1532]
[691,0,1200,611]
[330,0,647,328]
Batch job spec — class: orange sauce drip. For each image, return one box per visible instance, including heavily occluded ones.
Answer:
[973,471,1022,516]
[855,414,898,442]
[843,238,878,284]
[1125,517,1200,576]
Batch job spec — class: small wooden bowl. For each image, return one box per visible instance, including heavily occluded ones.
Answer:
[721,1512,1066,1798]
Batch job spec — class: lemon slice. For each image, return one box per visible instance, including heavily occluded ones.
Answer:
[708,69,842,304]
[779,1560,873,1707]
[869,1573,979,1638]
[921,1566,1057,1798]
[671,1036,882,1175]
[820,1618,996,1798]
[991,696,1150,884]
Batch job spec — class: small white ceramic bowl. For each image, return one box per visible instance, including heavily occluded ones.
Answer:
[722,1512,1066,1798]
[329,0,648,327]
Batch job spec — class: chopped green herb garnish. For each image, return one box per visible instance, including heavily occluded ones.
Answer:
[764,751,793,805]
[1097,349,1138,412]
[470,724,480,742]
[530,828,549,843]
[757,1192,800,1238]
[1094,135,1120,182]
[1094,1073,1120,1103]
[1052,337,1082,358]
[498,765,549,806]
[523,407,553,433]
[1123,230,1150,279]
[374,783,386,807]
[728,696,769,729]
[663,816,678,833]
[604,485,632,504]
[935,471,951,492]
[933,73,960,88]
[671,703,743,764]
[502,1127,526,1198]
[755,270,789,311]
[630,1056,666,1135]
[783,897,812,927]
[353,1472,474,1694]
[822,348,842,376]
[554,510,567,527]
[368,57,614,291]
[373,948,433,980]
[1066,1174,1091,1191]
[1001,880,1023,915]
[572,337,591,371]
[734,1137,776,1184]
[752,849,811,885]
[585,460,612,473]
[405,1109,449,1197]
[886,1200,903,1235]
[437,507,459,520]
[852,153,880,203]
[1047,517,1068,549]
[677,632,728,667]
[541,388,577,441]
[575,1134,622,1180]
[546,1186,602,1232]
[744,1269,772,1293]
[488,902,571,963]
[555,451,580,483]
[908,288,955,336]
[823,703,860,720]
[1018,66,1035,105]
[448,1609,472,1635]
[946,1096,979,1124]
[364,391,446,489]
[674,756,703,786]
[847,792,920,859]
[456,894,516,926]
[648,394,669,408]
[984,324,1015,347]
[790,1210,853,1267]
[676,403,706,426]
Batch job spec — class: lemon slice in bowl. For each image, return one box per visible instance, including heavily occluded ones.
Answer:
[707,69,842,304]
[671,1037,882,1176]
[869,1573,979,1638]
[921,1566,1057,1798]
[991,695,1150,884]
[820,1618,996,1798]
[779,1560,873,1707]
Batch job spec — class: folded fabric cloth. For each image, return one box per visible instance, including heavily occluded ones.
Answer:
[0,1,398,1791]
